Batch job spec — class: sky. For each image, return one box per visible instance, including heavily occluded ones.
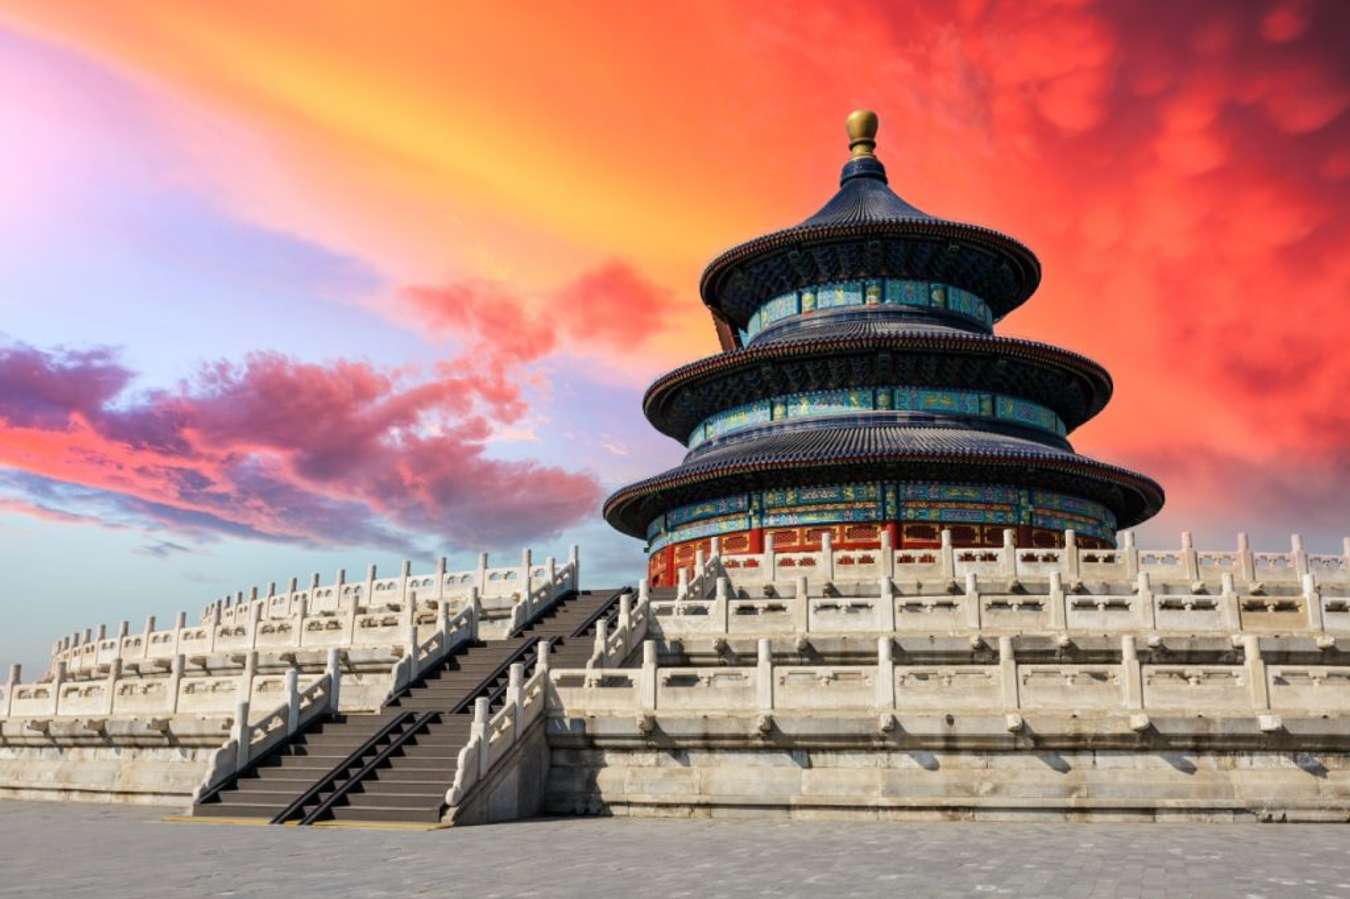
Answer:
[0,0,1347,673]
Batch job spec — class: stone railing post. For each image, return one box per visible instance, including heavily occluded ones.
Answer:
[998,636,1018,711]
[405,608,421,683]
[1236,533,1255,583]
[233,700,252,770]
[876,636,895,710]
[1121,635,1143,709]
[1291,534,1309,578]
[756,638,773,712]
[104,658,121,715]
[1181,531,1199,581]
[476,552,489,597]
[1243,635,1270,711]
[821,531,834,585]
[880,528,895,578]
[473,697,491,777]
[333,566,347,611]
[1303,573,1324,631]
[676,567,689,601]
[591,620,608,669]
[435,557,447,603]
[794,575,809,632]
[1121,530,1139,579]
[168,654,184,714]
[3,663,19,717]
[764,538,777,583]
[878,576,896,632]
[141,616,155,660]
[1219,573,1240,630]
[206,603,221,652]
[469,588,481,640]
[325,648,342,713]
[52,661,66,716]
[536,640,551,677]
[1063,529,1080,580]
[715,576,731,634]
[939,529,955,579]
[437,599,451,640]
[116,620,129,657]
[694,547,706,596]
[507,662,524,729]
[1048,571,1067,630]
[397,559,412,608]
[964,572,981,630]
[247,602,263,650]
[240,651,257,706]
[285,666,300,734]
[546,555,557,593]
[568,544,580,591]
[521,547,533,606]
[1000,528,1016,577]
[362,563,377,613]
[639,640,656,712]
[1136,572,1156,629]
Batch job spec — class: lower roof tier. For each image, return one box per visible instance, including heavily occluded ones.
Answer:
[603,424,1164,539]
[642,323,1114,439]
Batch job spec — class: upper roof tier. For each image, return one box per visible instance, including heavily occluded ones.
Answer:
[699,111,1042,334]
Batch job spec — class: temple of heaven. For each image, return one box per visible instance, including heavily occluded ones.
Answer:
[604,110,1164,588]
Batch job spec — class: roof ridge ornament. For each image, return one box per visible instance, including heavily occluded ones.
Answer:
[846,109,879,158]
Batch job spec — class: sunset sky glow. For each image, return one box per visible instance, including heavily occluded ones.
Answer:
[1,0,1347,670]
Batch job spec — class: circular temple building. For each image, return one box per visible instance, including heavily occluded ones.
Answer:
[605,111,1164,587]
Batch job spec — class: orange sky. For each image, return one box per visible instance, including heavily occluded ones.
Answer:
[1,0,1348,550]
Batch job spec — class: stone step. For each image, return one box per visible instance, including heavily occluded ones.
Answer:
[325,804,444,824]
[341,790,445,810]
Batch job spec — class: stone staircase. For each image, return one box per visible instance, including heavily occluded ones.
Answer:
[192,588,624,824]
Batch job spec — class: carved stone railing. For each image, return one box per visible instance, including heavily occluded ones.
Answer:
[684,530,1350,596]
[193,653,342,800]
[650,534,1350,641]
[548,635,1332,732]
[583,587,648,670]
[47,545,581,675]
[445,642,551,809]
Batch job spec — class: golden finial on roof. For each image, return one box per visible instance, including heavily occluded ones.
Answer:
[846,109,879,158]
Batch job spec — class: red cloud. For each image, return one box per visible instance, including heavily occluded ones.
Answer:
[402,258,677,366]
[0,340,601,550]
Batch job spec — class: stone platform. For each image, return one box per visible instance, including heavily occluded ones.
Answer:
[2,799,1349,898]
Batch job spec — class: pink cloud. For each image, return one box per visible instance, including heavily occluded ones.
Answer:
[0,339,602,551]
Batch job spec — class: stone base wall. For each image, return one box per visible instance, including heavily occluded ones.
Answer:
[448,717,551,826]
[0,718,231,807]
[544,743,1350,823]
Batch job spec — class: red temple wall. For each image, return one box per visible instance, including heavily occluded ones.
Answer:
[646,521,1111,587]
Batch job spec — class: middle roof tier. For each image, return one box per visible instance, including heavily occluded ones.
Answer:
[643,317,1114,442]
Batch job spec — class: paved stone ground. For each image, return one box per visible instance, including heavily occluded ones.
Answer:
[3,801,1350,898]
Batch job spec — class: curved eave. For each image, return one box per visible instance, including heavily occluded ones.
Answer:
[603,444,1164,540]
[641,330,1114,438]
[698,218,1042,326]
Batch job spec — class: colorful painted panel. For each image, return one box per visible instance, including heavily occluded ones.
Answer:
[665,494,749,527]
[818,282,862,309]
[688,385,1065,449]
[745,279,993,343]
[762,482,880,508]
[996,396,1065,435]
[696,399,772,446]
[654,512,752,550]
[762,505,880,527]
[645,480,1117,553]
